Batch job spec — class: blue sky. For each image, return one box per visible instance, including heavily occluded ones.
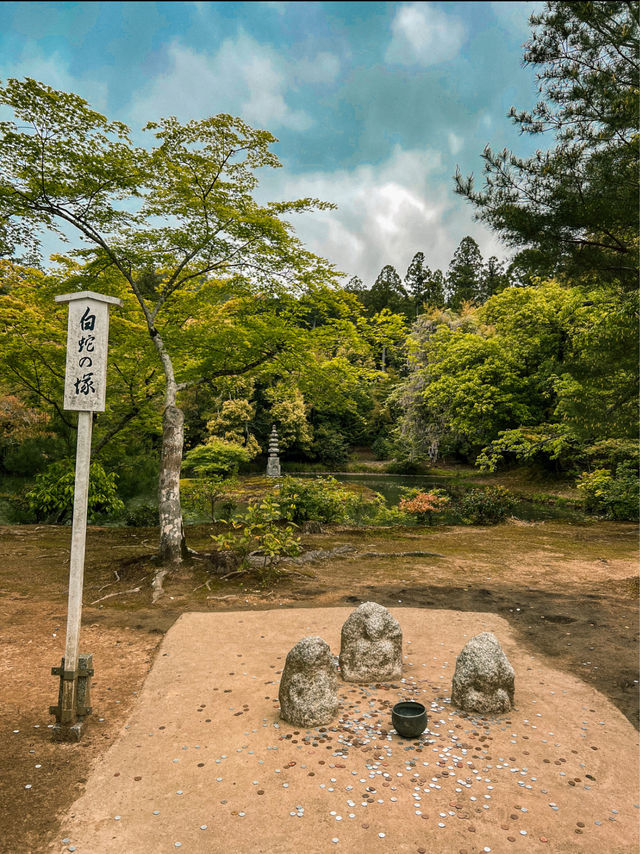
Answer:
[1,1,544,282]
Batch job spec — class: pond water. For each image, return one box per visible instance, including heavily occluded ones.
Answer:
[289,471,583,522]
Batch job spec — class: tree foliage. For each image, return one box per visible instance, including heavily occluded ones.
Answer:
[0,77,341,562]
[455,1,639,289]
[404,252,445,314]
[446,236,484,309]
[22,460,124,523]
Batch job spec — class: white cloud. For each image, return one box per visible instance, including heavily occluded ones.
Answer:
[448,131,463,155]
[0,44,108,111]
[128,34,339,131]
[260,145,508,282]
[296,51,341,85]
[385,3,466,67]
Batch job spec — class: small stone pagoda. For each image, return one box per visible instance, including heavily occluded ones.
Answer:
[266,424,281,478]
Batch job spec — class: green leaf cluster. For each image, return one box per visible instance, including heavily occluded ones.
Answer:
[576,462,639,521]
[455,2,639,289]
[183,438,255,477]
[211,495,302,577]
[22,459,124,523]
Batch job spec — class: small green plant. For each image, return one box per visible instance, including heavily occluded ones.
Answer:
[211,495,302,578]
[368,504,414,526]
[23,460,124,523]
[182,475,238,522]
[457,485,516,525]
[577,462,639,521]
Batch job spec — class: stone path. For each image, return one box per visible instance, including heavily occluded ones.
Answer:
[51,608,639,853]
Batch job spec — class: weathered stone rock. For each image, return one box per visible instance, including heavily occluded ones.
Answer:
[278,636,338,727]
[451,632,515,715]
[339,601,402,683]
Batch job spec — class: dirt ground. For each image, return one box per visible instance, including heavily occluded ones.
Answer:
[0,519,637,853]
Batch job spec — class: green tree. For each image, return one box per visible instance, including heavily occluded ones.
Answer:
[0,259,165,468]
[358,308,407,372]
[393,283,581,463]
[446,236,484,309]
[453,2,638,469]
[183,438,253,476]
[480,256,511,300]
[365,265,410,315]
[455,1,639,289]
[0,78,336,564]
[404,252,445,315]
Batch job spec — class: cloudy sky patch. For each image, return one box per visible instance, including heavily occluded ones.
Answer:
[385,2,466,67]
[0,1,544,282]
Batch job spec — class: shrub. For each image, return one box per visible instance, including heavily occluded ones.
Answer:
[23,460,124,523]
[277,476,362,524]
[584,439,639,470]
[183,438,254,477]
[577,462,639,521]
[124,502,158,527]
[457,485,516,525]
[371,435,392,461]
[398,490,450,524]
[311,424,349,467]
[182,476,238,522]
[212,495,302,578]
[386,458,422,474]
[368,504,414,526]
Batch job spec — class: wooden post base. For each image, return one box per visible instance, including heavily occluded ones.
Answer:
[51,720,86,743]
[50,653,94,741]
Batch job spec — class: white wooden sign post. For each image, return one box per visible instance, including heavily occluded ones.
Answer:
[50,291,122,741]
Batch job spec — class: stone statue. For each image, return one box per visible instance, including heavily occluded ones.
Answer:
[339,601,403,683]
[279,636,338,727]
[451,632,515,715]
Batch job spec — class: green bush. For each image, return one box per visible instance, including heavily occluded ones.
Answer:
[277,476,360,524]
[311,424,349,467]
[182,476,238,522]
[212,495,302,578]
[183,438,253,476]
[1,435,66,477]
[124,502,158,527]
[386,458,422,474]
[584,439,639,471]
[368,504,414,526]
[112,452,158,500]
[371,435,392,461]
[577,462,639,521]
[457,485,516,525]
[23,460,124,523]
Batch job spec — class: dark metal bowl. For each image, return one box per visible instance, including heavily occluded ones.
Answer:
[391,701,428,738]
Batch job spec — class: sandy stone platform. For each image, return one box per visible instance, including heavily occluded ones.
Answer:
[51,608,639,853]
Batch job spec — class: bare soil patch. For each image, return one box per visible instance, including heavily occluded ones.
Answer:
[0,520,637,852]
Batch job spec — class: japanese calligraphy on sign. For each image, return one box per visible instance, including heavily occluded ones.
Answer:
[55,291,123,412]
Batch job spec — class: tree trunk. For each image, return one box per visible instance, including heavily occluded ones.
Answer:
[158,403,189,564]
[148,324,189,566]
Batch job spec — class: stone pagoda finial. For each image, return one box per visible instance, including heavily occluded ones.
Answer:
[266,424,281,477]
